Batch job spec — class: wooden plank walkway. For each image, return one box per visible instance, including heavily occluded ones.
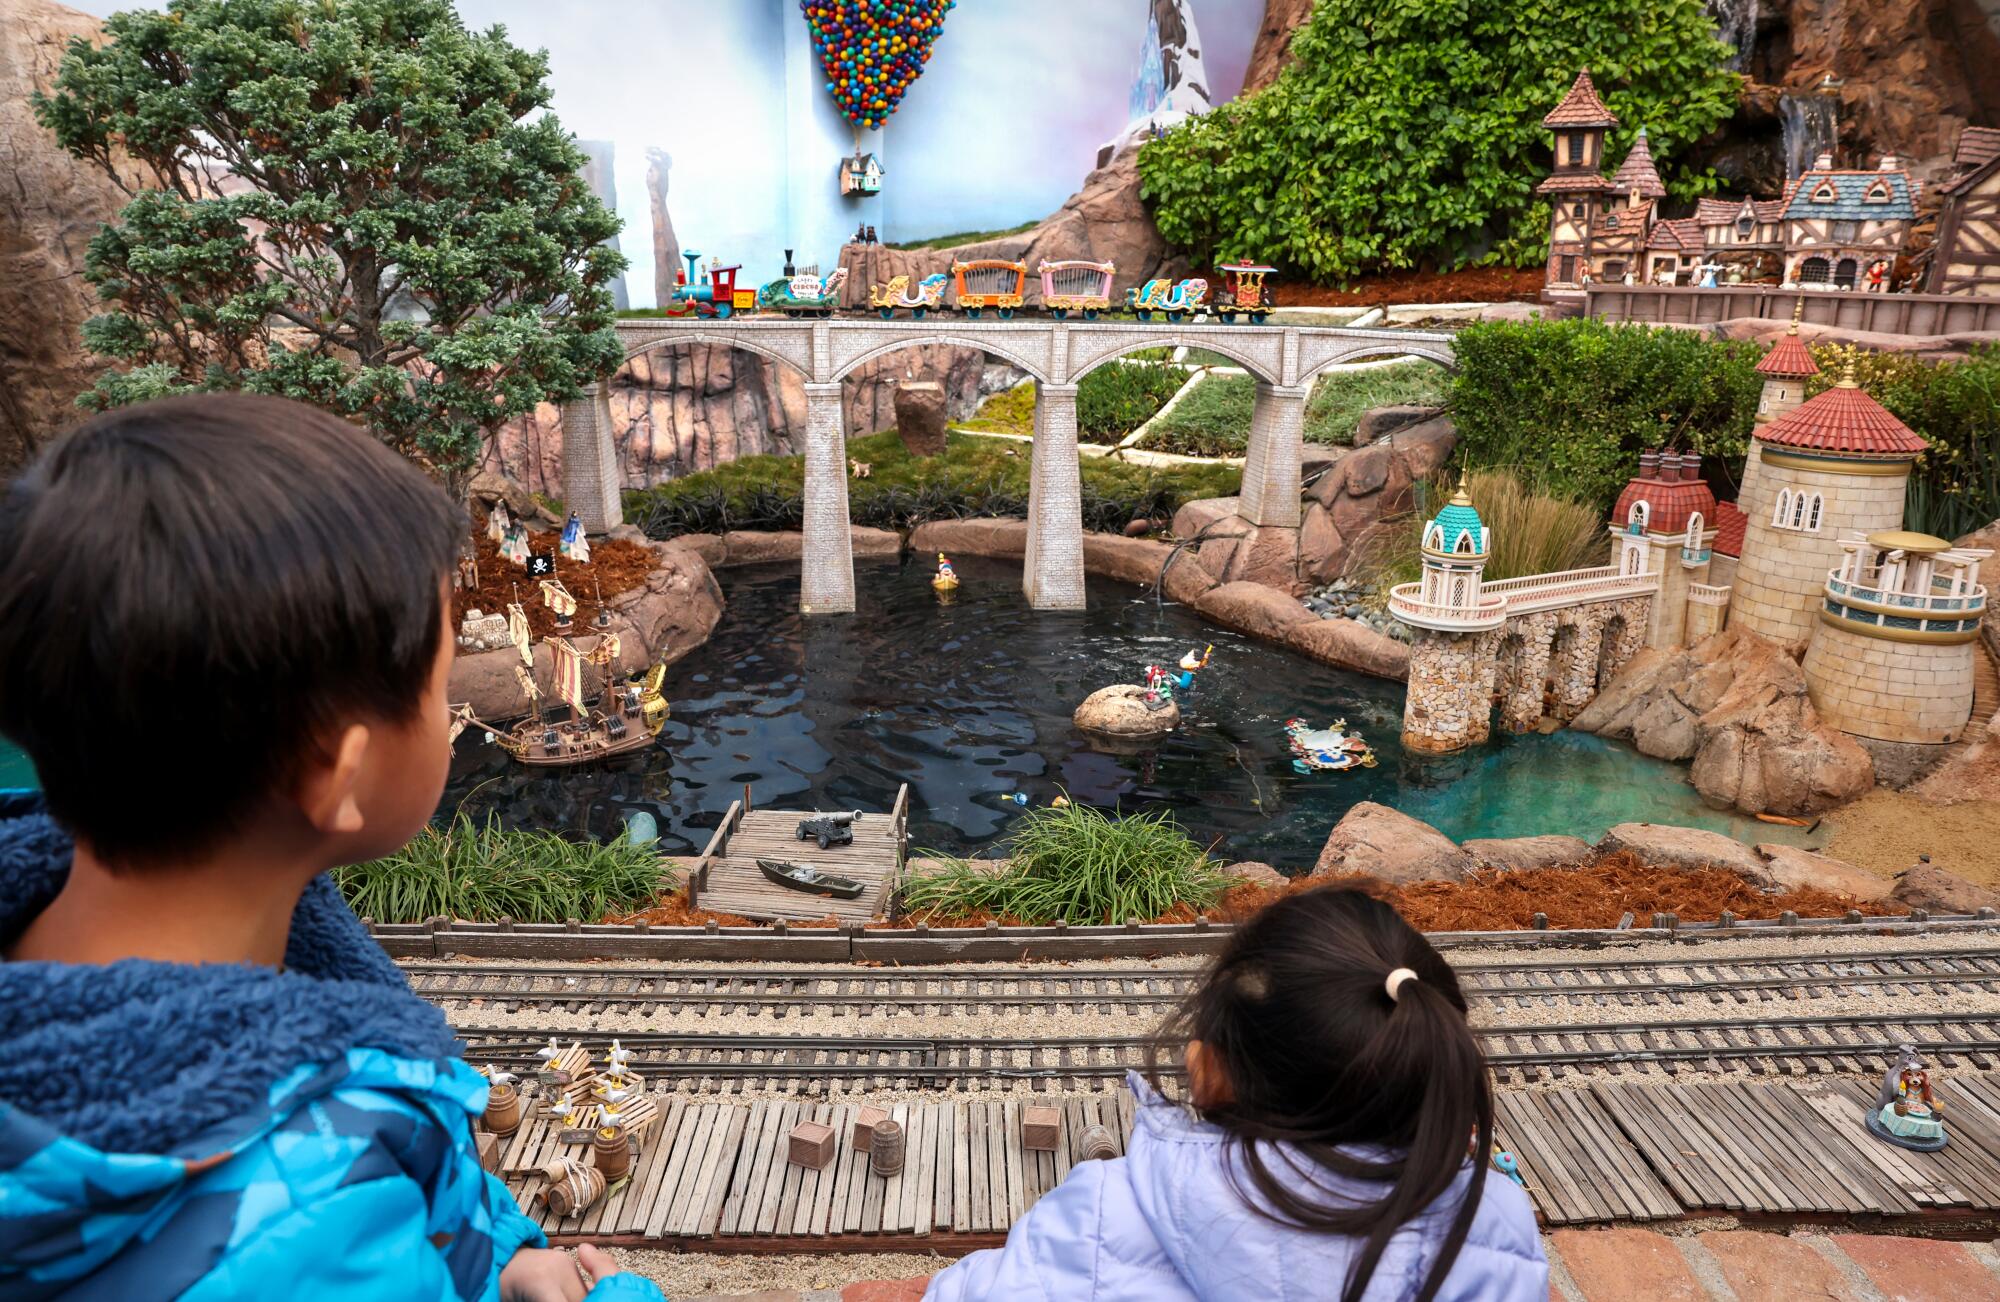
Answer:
[689,789,908,924]
[501,1074,2000,1245]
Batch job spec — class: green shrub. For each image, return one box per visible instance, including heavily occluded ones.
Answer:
[625,430,1239,538]
[902,801,1230,925]
[1351,467,1608,604]
[1076,360,1189,443]
[334,815,669,923]
[1450,318,1762,507]
[1804,344,2000,540]
[1134,1,1738,280]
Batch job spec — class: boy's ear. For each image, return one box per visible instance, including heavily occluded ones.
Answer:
[1186,1039,1235,1110]
[295,724,372,836]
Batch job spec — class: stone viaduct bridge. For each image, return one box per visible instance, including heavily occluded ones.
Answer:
[560,318,1456,613]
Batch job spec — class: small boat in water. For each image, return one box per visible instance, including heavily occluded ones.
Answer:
[756,858,867,899]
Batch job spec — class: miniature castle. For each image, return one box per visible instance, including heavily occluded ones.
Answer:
[1392,322,1990,761]
[1539,70,1917,295]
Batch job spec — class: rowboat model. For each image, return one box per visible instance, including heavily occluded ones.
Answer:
[756,858,867,899]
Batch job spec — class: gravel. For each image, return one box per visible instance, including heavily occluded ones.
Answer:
[601,1248,957,1298]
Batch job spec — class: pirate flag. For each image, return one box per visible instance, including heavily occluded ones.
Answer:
[527,551,555,579]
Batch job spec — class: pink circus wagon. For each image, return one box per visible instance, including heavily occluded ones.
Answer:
[1037,259,1116,320]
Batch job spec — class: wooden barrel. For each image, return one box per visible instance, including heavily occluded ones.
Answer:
[482,1082,522,1136]
[869,1118,905,1177]
[1078,1124,1118,1162]
[542,1159,606,1217]
[592,1124,632,1181]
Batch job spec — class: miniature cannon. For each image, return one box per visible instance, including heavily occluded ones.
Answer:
[796,810,862,850]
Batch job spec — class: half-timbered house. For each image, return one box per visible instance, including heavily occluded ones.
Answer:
[1926,127,2000,296]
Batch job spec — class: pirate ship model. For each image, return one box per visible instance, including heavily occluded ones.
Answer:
[453,514,671,768]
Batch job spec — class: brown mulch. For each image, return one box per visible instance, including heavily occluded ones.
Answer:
[451,511,657,639]
[1273,265,1546,308]
[607,887,841,929]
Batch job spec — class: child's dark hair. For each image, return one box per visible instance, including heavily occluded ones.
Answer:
[0,394,464,867]
[1149,887,1493,1302]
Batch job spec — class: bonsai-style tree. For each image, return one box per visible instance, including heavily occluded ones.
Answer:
[1136,0,1740,282]
[33,0,625,495]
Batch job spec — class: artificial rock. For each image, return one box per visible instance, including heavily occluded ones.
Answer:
[1596,823,1767,878]
[1072,683,1180,740]
[1746,843,1894,902]
[1461,835,1594,872]
[1890,861,2000,915]
[1310,801,1475,885]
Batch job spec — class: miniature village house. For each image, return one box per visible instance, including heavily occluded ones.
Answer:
[1926,126,2000,296]
[1539,71,1917,294]
[839,151,884,196]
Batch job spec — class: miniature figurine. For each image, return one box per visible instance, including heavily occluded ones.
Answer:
[1175,645,1212,694]
[500,520,531,568]
[607,1039,634,1076]
[1142,664,1174,707]
[850,459,872,478]
[1865,259,1890,292]
[1284,718,1377,773]
[486,499,513,544]
[1865,1044,1947,1151]
[559,512,590,564]
[1491,1151,1527,1188]
[933,553,958,592]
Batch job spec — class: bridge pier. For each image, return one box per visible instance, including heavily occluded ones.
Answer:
[1403,630,1501,753]
[800,382,856,614]
[1237,382,1311,527]
[1023,382,1086,610]
[561,382,624,533]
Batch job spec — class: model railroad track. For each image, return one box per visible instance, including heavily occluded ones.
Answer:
[454,1010,2000,1090]
[404,947,2000,1017]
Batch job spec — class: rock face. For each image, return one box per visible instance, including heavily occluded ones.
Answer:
[1243,0,1314,93]
[447,540,724,719]
[1310,801,1475,885]
[645,148,680,310]
[1224,860,1288,890]
[1462,835,1594,872]
[1890,859,2000,914]
[1596,823,1767,877]
[894,381,948,457]
[1571,627,1874,817]
[1746,843,1894,902]
[0,0,150,471]
[1073,683,1180,739]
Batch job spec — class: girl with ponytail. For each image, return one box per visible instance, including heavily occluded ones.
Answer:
[923,888,1546,1301]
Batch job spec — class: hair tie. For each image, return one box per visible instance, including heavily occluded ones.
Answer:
[1385,968,1418,1003]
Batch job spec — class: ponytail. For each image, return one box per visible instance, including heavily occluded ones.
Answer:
[1146,888,1495,1302]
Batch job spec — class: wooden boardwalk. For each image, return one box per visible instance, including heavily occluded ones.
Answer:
[688,788,908,924]
[497,1074,2000,1246]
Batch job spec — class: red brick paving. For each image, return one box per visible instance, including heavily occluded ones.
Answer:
[1696,1231,1863,1301]
[1830,1234,2000,1302]
[1550,1227,1706,1302]
[840,1278,932,1302]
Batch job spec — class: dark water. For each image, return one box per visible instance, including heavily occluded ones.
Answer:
[440,557,1807,864]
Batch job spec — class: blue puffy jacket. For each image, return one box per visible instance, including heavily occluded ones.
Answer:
[926,1074,1547,1302]
[0,792,663,1301]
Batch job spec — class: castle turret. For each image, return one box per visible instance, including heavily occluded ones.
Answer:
[1539,70,1618,296]
[1731,358,1926,645]
[1609,450,1718,648]
[1390,481,1506,754]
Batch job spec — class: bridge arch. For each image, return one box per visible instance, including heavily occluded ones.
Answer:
[829,334,1051,385]
[1068,335,1280,385]
[618,330,813,380]
[1297,344,1458,388]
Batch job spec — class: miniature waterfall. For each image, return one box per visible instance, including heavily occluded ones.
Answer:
[1778,92,1840,179]
[1704,0,1759,71]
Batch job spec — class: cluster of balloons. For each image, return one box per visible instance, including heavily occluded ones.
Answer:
[800,0,955,130]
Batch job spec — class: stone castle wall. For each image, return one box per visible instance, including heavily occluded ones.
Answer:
[1404,630,1499,754]
[1732,459,1909,645]
[1686,594,1729,643]
[1802,618,1979,745]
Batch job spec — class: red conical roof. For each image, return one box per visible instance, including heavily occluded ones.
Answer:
[1610,128,1667,198]
[1755,328,1819,377]
[1757,373,1925,457]
[1544,69,1618,129]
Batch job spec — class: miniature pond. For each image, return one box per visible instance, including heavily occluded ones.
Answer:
[439,557,1815,865]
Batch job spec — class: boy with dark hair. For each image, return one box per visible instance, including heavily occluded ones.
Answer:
[0,395,662,1301]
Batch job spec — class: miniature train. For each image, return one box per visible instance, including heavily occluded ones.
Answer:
[670,249,1280,323]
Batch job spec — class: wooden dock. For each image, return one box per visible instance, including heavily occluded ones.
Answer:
[688,787,909,924]
[498,1074,2000,1248]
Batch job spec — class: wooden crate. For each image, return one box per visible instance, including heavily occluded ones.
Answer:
[1023,1106,1062,1152]
[852,1105,891,1152]
[788,1120,837,1170]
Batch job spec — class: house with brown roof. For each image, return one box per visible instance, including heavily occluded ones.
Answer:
[1925,126,2000,296]
[1538,69,1620,296]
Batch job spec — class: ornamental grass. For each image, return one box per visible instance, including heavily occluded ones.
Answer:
[334,814,671,923]
[900,800,1231,925]
[1350,466,1608,606]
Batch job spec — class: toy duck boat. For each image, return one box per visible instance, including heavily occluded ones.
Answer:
[1284,717,1377,773]
[932,553,959,592]
[756,858,866,899]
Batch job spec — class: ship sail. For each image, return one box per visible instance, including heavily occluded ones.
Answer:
[539,578,577,620]
[447,703,477,745]
[552,638,587,715]
[513,662,541,703]
[507,602,533,667]
[586,632,621,666]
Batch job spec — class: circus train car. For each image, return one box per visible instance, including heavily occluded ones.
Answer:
[950,259,1028,319]
[1125,276,1209,323]
[867,271,949,319]
[1213,262,1276,323]
[757,266,849,318]
[666,251,754,319]
[1038,260,1116,319]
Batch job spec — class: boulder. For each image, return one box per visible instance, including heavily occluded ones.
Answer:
[1224,861,1289,890]
[1211,523,1303,589]
[468,468,535,518]
[1158,549,1221,606]
[659,532,725,567]
[1281,615,1410,682]
[1297,503,1345,585]
[1341,443,1394,497]
[1191,581,1316,645]
[1080,533,1179,588]
[718,530,804,565]
[1311,802,1475,885]
[1889,860,2000,915]
[1745,844,1894,902]
[1596,823,1765,877]
[1387,416,1459,484]
[1909,716,2000,806]
[1462,835,1594,872]
[1073,683,1180,739]
[848,525,902,557]
[1169,496,1250,542]
[1354,405,1445,447]
[894,381,948,458]
[909,517,1029,559]
[1572,628,1874,817]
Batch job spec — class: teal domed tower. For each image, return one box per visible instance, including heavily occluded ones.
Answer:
[1391,476,1502,633]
